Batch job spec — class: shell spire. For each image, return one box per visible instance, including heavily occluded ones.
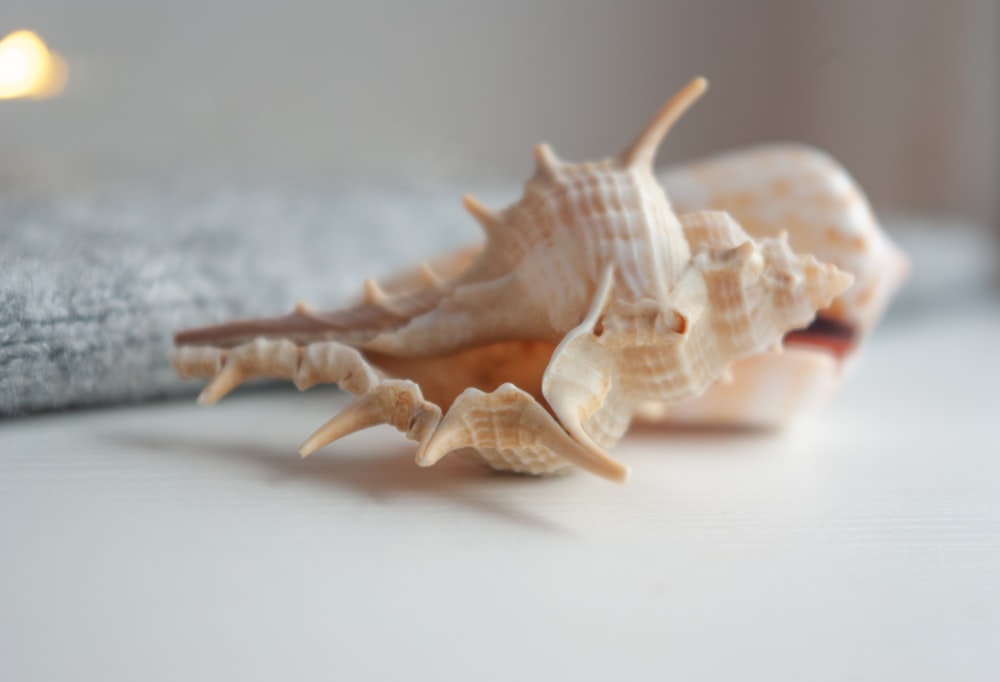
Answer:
[619,76,708,170]
[532,143,562,181]
[461,193,501,234]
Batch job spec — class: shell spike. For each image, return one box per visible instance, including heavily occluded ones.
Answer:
[197,360,243,405]
[619,76,708,170]
[532,143,562,180]
[298,394,386,457]
[363,278,388,305]
[461,193,501,234]
[413,417,468,468]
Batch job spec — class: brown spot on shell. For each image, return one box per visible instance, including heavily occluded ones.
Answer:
[771,179,792,197]
[854,281,878,308]
[723,191,757,208]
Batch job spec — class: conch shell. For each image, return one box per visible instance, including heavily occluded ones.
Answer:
[647,144,909,426]
[172,77,857,482]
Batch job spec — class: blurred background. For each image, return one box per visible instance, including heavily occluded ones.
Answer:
[0,0,997,227]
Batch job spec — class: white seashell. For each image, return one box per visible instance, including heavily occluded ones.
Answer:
[648,145,910,427]
[661,144,908,336]
[172,77,857,482]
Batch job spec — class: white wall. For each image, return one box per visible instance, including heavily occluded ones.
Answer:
[1,0,996,226]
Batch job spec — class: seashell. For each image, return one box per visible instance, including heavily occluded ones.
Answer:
[172,77,854,482]
[641,145,910,427]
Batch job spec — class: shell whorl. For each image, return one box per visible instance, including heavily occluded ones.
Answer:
[451,77,710,334]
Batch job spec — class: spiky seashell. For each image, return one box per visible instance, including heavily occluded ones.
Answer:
[172,77,852,482]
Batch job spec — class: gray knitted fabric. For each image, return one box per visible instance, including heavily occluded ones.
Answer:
[0,183,493,416]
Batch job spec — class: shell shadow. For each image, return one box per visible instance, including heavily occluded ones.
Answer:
[628,420,776,439]
[103,430,576,535]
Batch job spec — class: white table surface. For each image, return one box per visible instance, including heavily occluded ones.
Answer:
[2,300,998,681]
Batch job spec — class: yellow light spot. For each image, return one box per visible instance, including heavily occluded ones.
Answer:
[0,30,67,100]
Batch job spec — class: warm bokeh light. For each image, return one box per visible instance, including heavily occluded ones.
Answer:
[0,29,67,100]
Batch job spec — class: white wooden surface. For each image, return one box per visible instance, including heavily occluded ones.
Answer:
[2,302,998,681]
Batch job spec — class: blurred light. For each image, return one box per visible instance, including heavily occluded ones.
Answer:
[0,30,67,100]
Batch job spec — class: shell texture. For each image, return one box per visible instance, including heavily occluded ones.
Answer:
[644,145,910,427]
[661,144,908,335]
[173,77,859,482]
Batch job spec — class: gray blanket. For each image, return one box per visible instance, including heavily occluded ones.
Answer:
[1,183,491,415]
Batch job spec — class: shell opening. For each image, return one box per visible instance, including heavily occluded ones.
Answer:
[783,315,856,360]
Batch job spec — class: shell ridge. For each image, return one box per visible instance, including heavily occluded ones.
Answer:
[542,265,634,456]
